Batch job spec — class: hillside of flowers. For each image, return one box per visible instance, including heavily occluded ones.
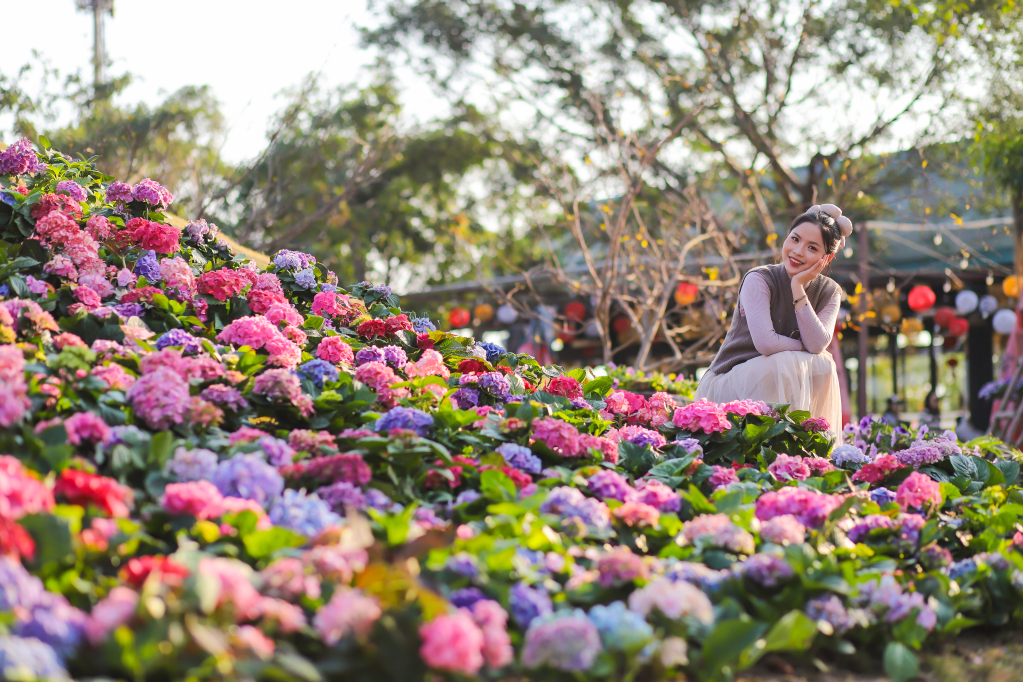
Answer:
[1,138,1023,682]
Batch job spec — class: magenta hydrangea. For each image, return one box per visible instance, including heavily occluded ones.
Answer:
[672,399,732,433]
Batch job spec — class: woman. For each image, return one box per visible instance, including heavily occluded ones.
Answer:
[918,390,941,431]
[695,204,853,438]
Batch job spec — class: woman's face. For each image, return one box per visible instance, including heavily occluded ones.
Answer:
[782,222,831,277]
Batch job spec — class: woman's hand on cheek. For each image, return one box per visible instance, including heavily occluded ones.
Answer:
[791,258,827,288]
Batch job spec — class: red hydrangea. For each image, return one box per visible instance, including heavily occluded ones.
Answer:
[425,460,463,489]
[0,516,36,561]
[384,314,413,335]
[197,269,253,301]
[417,332,435,350]
[851,455,906,484]
[120,286,163,304]
[124,218,181,254]
[54,468,134,518]
[458,359,488,374]
[547,376,583,400]
[30,193,84,220]
[357,319,388,338]
[120,555,190,588]
[247,289,289,314]
[279,453,372,487]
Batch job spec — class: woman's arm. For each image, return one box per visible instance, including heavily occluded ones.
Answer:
[794,288,842,353]
[739,272,803,356]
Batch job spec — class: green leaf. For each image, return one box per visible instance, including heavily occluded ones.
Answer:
[242,527,307,559]
[995,459,1020,487]
[950,454,977,479]
[20,513,73,567]
[38,135,51,150]
[481,469,516,501]
[883,642,920,682]
[582,376,614,396]
[761,610,817,654]
[701,618,768,677]
[148,431,176,468]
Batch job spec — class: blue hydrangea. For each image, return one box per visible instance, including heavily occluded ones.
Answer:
[454,490,481,506]
[211,453,284,507]
[498,443,542,474]
[355,346,385,365]
[449,587,487,609]
[319,282,337,293]
[364,488,394,511]
[155,328,202,354]
[0,636,70,681]
[256,436,296,467]
[412,317,436,333]
[133,250,161,282]
[0,558,85,659]
[0,192,17,207]
[476,341,506,361]
[269,488,342,537]
[294,268,317,289]
[446,552,481,577]
[0,284,9,297]
[452,388,480,409]
[318,481,367,512]
[588,601,654,652]
[948,557,978,581]
[164,447,219,481]
[368,283,392,297]
[478,372,512,401]
[272,249,315,271]
[374,407,434,437]
[298,359,340,388]
[382,345,407,366]
[509,582,553,628]
[870,487,897,505]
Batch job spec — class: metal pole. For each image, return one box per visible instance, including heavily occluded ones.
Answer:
[858,224,869,417]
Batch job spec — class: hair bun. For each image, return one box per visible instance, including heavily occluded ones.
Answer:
[819,203,842,220]
[837,215,853,237]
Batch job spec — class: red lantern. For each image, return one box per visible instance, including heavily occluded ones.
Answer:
[947,317,969,338]
[907,285,936,312]
[564,301,587,322]
[934,306,956,329]
[448,307,470,328]
[674,281,699,306]
[612,316,631,334]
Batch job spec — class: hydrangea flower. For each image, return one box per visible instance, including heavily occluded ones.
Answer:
[155,328,202,354]
[269,489,342,537]
[628,577,714,623]
[587,470,634,502]
[0,635,70,681]
[896,472,942,510]
[317,481,367,512]
[298,359,340,388]
[508,582,553,628]
[55,180,87,202]
[736,553,794,587]
[804,595,855,635]
[211,454,284,507]
[375,406,434,436]
[588,601,654,652]
[419,611,485,675]
[133,250,161,282]
[164,447,219,482]
[294,268,317,289]
[672,398,732,433]
[539,487,611,531]
[768,453,811,481]
[521,610,602,672]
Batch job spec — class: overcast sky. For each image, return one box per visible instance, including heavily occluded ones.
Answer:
[2,0,432,162]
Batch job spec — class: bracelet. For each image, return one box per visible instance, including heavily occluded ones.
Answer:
[793,294,808,306]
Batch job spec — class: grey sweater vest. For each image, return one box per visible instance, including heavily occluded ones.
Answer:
[707,263,840,376]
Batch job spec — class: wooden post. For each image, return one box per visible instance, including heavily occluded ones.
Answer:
[858,224,869,417]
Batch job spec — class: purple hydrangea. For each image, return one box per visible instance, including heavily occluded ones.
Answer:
[414,505,445,528]
[831,443,871,467]
[164,447,219,481]
[294,268,317,289]
[55,180,87,202]
[374,407,434,436]
[318,481,367,512]
[736,553,794,587]
[184,218,217,242]
[0,558,85,659]
[105,181,134,203]
[522,610,602,672]
[211,453,284,507]
[449,587,487,609]
[805,595,854,634]
[478,371,512,401]
[199,384,249,411]
[319,283,337,293]
[155,328,202,354]
[365,282,391,298]
[451,388,480,409]
[509,582,553,628]
[570,398,591,410]
[847,515,895,543]
[381,345,407,367]
[412,317,436,333]
[540,486,611,531]
[132,178,173,207]
[445,552,480,577]
[272,249,316,271]
[869,488,897,505]
[365,488,394,511]
[674,437,704,457]
[355,346,385,365]
[257,436,296,467]
[664,560,730,591]
[298,359,340,388]
[0,636,69,681]
[587,470,634,502]
[618,425,667,449]
[133,250,161,282]
[112,302,144,318]
[497,443,542,474]
[454,490,481,506]
[0,284,9,297]
[895,443,946,469]
[269,488,341,537]
[0,138,43,176]
[476,341,506,362]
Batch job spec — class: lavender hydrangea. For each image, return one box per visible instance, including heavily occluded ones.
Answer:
[364,488,394,511]
[269,489,341,537]
[847,515,896,543]
[319,282,337,293]
[540,486,611,532]
[497,443,542,474]
[412,317,436,333]
[298,359,340,388]
[132,178,172,207]
[112,302,144,318]
[318,481,367,512]
[831,443,871,467]
[736,553,794,587]
[155,329,202,354]
[55,180,87,202]
[664,560,730,591]
[587,470,634,502]
[895,442,945,468]
[478,372,512,401]
[133,250,161,282]
[451,388,480,409]
[449,587,487,609]
[257,436,296,467]
[355,346,385,365]
[870,488,897,505]
[294,268,317,289]
[272,249,316,271]
[674,437,704,457]
[588,601,654,652]
[804,595,855,635]
[184,218,217,242]
[454,490,481,506]
[164,447,219,481]
[374,406,434,436]
[570,397,591,410]
[445,552,480,577]
[0,636,70,681]
[381,345,407,366]
[522,610,603,672]
[509,582,553,628]
[0,558,86,658]
[200,384,249,412]
[0,138,43,176]
[365,282,392,298]
[211,453,284,507]
[105,181,133,203]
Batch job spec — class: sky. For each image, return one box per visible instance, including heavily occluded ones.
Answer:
[1,0,432,162]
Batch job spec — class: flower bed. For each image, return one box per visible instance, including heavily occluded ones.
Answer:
[0,140,1022,682]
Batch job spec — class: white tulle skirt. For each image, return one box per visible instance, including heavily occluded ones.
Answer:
[695,350,843,439]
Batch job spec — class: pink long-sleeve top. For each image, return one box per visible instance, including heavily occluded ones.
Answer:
[737,271,842,356]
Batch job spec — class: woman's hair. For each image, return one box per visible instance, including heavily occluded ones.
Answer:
[787,210,843,255]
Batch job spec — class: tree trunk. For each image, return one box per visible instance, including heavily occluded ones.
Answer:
[1014,188,1023,283]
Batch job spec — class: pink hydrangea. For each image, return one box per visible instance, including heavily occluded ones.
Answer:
[197,557,262,620]
[852,455,905,484]
[634,391,676,427]
[218,316,302,368]
[316,336,355,364]
[197,269,252,301]
[419,611,485,675]
[162,480,225,520]
[629,479,681,511]
[0,345,30,427]
[313,588,382,644]
[65,411,112,446]
[673,399,732,433]
[546,376,583,400]
[596,546,649,586]
[253,369,314,416]
[404,349,451,379]
[896,472,942,511]
[755,486,846,528]
[85,215,115,241]
[722,399,769,417]
[768,454,811,482]
[159,257,196,298]
[0,455,55,519]
[605,390,646,416]
[221,497,272,530]
[263,302,303,327]
[125,367,190,429]
[679,513,755,553]
[124,218,180,254]
[261,557,321,600]
[708,465,738,490]
[628,577,714,623]
[256,597,307,633]
[801,417,830,433]
[760,514,806,545]
[84,586,138,645]
[471,600,514,669]
[532,418,585,457]
[354,361,398,392]
[613,500,661,527]
[805,457,837,476]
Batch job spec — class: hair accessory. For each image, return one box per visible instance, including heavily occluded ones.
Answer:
[836,215,853,237]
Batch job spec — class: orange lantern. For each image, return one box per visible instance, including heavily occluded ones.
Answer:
[474,303,494,323]
[947,317,969,338]
[448,307,470,328]
[1004,276,1020,298]
[612,316,632,334]
[564,301,587,322]
[907,285,935,312]
[674,281,699,306]
[934,306,956,329]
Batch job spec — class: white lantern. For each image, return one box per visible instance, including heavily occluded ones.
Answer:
[979,295,999,317]
[496,304,518,325]
[993,308,1018,335]
[955,289,979,315]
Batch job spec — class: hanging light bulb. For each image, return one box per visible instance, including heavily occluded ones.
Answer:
[943,281,952,292]
[960,257,969,269]
[987,272,995,286]
[886,277,895,293]
[844,246,853,259]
